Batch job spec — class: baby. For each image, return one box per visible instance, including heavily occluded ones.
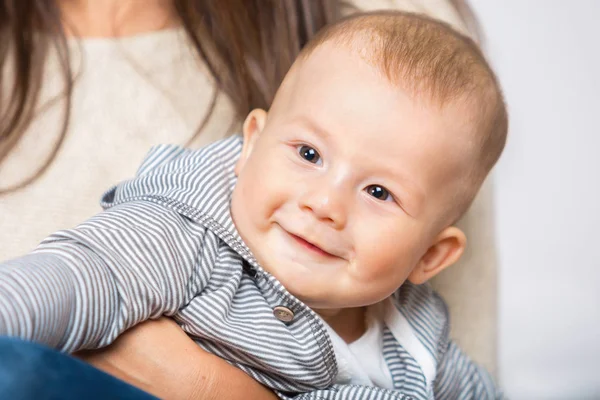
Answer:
[0,11,506,400]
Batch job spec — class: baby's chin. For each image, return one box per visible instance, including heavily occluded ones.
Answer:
[258,258,335,303]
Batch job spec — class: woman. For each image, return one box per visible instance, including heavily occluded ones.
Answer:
[0,1,495,398]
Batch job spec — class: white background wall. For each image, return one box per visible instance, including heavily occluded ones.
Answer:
[469,1,600,399]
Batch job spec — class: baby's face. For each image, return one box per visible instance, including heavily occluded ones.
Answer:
[231,43,471,310]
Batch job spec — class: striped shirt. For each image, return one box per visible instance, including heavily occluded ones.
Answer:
[0,136,501,399]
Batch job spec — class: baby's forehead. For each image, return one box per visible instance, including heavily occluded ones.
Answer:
[275,25,487,159]
[283,47,480,143]
[280,11,505,221]
[295,15,495,110]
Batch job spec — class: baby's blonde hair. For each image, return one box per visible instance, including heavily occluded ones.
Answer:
[299,11,508,223]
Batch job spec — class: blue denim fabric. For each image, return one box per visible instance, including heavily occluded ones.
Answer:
[0,336,157,400]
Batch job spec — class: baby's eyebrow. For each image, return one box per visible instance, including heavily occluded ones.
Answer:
[291,116,332,140]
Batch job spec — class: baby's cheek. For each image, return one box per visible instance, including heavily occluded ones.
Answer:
[357,235,415,280]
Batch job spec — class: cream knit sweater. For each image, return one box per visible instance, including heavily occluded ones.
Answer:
[0,0,497,376]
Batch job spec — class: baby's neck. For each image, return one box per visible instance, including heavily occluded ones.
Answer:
[315,306,367,344]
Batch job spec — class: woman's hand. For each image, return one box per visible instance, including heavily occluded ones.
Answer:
[76,318,278,400]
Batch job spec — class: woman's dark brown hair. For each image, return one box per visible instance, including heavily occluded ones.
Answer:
[0,0,476,193]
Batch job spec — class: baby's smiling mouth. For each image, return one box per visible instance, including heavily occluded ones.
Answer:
[287,232,337,258]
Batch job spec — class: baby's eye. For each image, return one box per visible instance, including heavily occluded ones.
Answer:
[297,145,322,165]
[365,185,393,202]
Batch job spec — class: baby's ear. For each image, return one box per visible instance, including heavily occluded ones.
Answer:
[235,109,268,176]
[407,227,466,285]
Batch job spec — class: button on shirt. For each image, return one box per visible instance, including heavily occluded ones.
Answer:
[0,136,501,399]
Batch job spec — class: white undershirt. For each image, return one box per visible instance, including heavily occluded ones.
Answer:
[324,303,394,390]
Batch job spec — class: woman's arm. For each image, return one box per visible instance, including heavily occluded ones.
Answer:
[77,318,278,400]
